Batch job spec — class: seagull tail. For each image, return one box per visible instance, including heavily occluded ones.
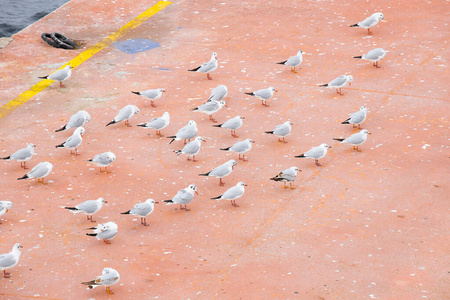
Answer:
[167,137,176,144]
[244,92,254,96]
[163,200,174,204]
[121,210,131,215]
[294,154,306,158]
[131,91,141,95]
[353,56,362,59]
[55,143,64,148]
[199,171,211,176]
[319,84,328,87]
[0,156,11,160]
[350,23,359,27]
[333,138,345,142]
[106,120,116,127]
[212,124,223,127]
[188,66,201,72]
[55,124,67,132]
[17,174,29,180]
[220,147,231,151]
[86,233,97,237]
[270,176,282,181]
[38,75,49,79]
[265,131,274,134]
[64,207,78,211]
[341,118,351,124]
[277,60,287,65]
[136,123,147,127]
[174,150,182,155]
[210,195,222,200]
[81,280,98,289]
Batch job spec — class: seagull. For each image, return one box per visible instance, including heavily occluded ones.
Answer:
[199,159,237,186]
[106,105,140,127]
[333,129,371,151]
[319,75,353,95]
[55,110,91,132]
[207,84,228,102]
[81,267,120,295]
[353,48,386,68]
[270,167,301,189]
[86,222,118,244]
[17,161,53,184]
[38,65,72,88]
[211,182,247,207]
[342,106,368,128]
[188,52,218,80]
[212,116,244,138]
[55,127,85,155]
[163,184,198,211]
[121,199,158,226]
[245,87,277,107]
[350,12,385,35]
[0,243,22,278]
[167,120,198,144]
[192,99,226,122]
[87,152,116,173]
[220,138,255,161]
[137,112,170,137]
[174,136,206,162]
[131,88,165,107]
[265,121,292,143]
[295,144,331,166]
[0,201,13,224]
[1,143,35,169]
[277,49,303,73]
[64,197,107,222]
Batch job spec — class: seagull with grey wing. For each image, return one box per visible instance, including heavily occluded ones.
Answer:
[212,116,244,138]
[0,201,13,224]
[174,136,206,162]
[38,65,72,88]
[1,143,35,169]
[167,120,198,144]
[137,112,170,137]
[341,106,368,128]
[17,161,53,184]
[265,121,292,143]
[87,152,116,173]
[207,84,228,102]
[81,267,120,295]
[0,243,22,278]
[199,159,237,186]
[55,127,85,155]
[333,129,371,151]
[319,75,353,95]
[64,197,107,222]
[86,222,118,244]
[188,52,218,80]
[353,48,386,68]
[220,138,255,161]
[211,182,247,207]
[350,12,385,35]
[106,105,140,127]
[131,88,165,107]
[55,110,91,132]
[163,184,198,211]
[121,199,158,226]
[245,87,277,107]
[295,144,331,166]
[270,166,301,189]
[277,49,303,73]
[192,99,226,122]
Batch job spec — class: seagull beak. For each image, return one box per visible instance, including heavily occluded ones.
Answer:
[368,132,372,135]
[202,139,206,143]
[328,146,332,148]
[162,89,166,92]
[349,82,352,86]
[195,191,199,195]
[242,117,245,119]
[6,209,8,213]
[104,201,108,203]
[299,169,302,172]
[154,201,159,204]
[244,184,248,186]
[275,89,279,92]
[19,245,23,248]
[252,141,255,143]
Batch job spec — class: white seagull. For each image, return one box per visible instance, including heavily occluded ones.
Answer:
[87,152,116,173]
[132,88,165,107]
[319,75,353,95]
[212,116,244,138]
[211,182,247,207]
[188,52,218,80]
[55,126,85,155]
[38,65,72,88]
[0,243,22,278]
[64,197,107,222]
[55,110,91,132]
[265,121,292,143]
[192,99,226,122]
[342,106,368,128]
[86,222,118,244]
[245,87,277,107]
[353,48,386,68]
[220,138,255,161]
[167,120,198,144]
[350,12,385,35]
[277,49,303,73]
[137,112,170,137]
[199,159,237,186]
[82,267,120,295]
[174,136,206,162]
[17,161,53,184]
[270,166,301,189]
[121,199,158,226]
[208,84,228,102]
[1,143,35,169]
[106,105,140,127]
[295,143,331,166]
[163,184,198,211]
[0,201,13,224]
[334,129,371,151]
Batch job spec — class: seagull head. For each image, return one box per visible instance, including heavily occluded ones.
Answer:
[347,75,353,85]
[321,143,331,149]
[188,184,198,195]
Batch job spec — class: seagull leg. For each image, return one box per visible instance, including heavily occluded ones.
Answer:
[151,100,157,108]
[59,81,64,88]
[41,178,47,185]
[290,182,296,190]
[187,156,192,161]
[219,178,225,186]
[315,159,322,167]
[358,124,361,129]
[142,217,149,226]
[185,206,191,212]
[180,204,184,210]
[283,137,287,143]
[231,200,239,207]
[87,215,96,222]
[4,270,11,278]
[106,286,114,294]
[283,182,287,189]
[103,239,111,244]
[207,73,213,80]
[238,154,242,160]
[368,28,372,35]
[192,155,198,162]
[209,115,217,123]
[242,155,248,162]
[126,120,132,127]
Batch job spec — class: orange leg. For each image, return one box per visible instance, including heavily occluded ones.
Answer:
[4,270,11,278]
[290,182,296,190]
[106,286,114,294]
[219,178,225,186]
[209,115,217,123]
[151,100,157,108]
[141,217,149,226]
[207,73,213,80]
[315,159,322,166]
[103,239,111,244]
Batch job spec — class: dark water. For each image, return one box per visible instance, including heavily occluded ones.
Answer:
[0,0,70,37]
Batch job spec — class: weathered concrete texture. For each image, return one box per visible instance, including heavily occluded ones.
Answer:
[0,0,448,299]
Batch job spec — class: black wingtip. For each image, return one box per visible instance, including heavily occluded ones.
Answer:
[212,124,222,127]
[277,60,287,65]
[55,143,64,148]
[210,195,221,200]
[244,92,254,96]
[121,210,131,215]
[199,171,210,176]
[106,120,116,127]
[131,91,140,95]
[55,124,67,132]
[265,131,274,134]
[341,119,351,124]
[17,174,29,180]
[64,207,77,211]
[136,124,146,127]
[168,138,175,144]
[86,233,97,237]
[163,200,173,203]
[220,147,231,151]
[38,76,48,79]
[350,24,358,27]
[333,138,345,142]
[295,154,305,158]
[319,84,328,87]
[353,56,362,59]
[0,156,10,160]
[188,66,201,72]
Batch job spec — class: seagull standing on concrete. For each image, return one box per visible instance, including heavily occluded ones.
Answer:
[163,184,198,211]
[319,75,353,95]
[106,105,140,127]
[137,112,170,137]
[87,152,116,173]
[0,243,22,278]
[270,167,301,189]
[121,199,158,226]
[333,129,371,151]
[131,88,165,107]
[38,65,72,88]
[86,222,118,244]
[188,52,218,80]
[353,48,386,68]
[167,120,198,144]
[0,201,13,224]
[55,127,85,155]
[350,12,385,35]
[245,87,277,107]
[211,182,247,207]
[55,110,91,132]
[17,161,53,184]
[81,267,120,295]
[277,49,303,73]
[220,138,255,161]
[341,106,368,128]
[199,159,237,186]
[192,100,226,122]
[212,116,244,138]
[64,197,107,222]
[265,121,292,143]
[1,143,35,169]
[208,84,228,102]
[295,144,331,166]
[174,136,206,162]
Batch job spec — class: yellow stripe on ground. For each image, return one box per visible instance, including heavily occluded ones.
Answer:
[0,1,171,119]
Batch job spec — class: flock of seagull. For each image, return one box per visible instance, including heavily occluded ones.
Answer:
[0,11,387,294]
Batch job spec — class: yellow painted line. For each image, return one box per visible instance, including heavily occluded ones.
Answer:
[0,1,171,119]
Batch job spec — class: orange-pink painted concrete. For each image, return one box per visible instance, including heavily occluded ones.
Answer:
[0,0,448,299]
